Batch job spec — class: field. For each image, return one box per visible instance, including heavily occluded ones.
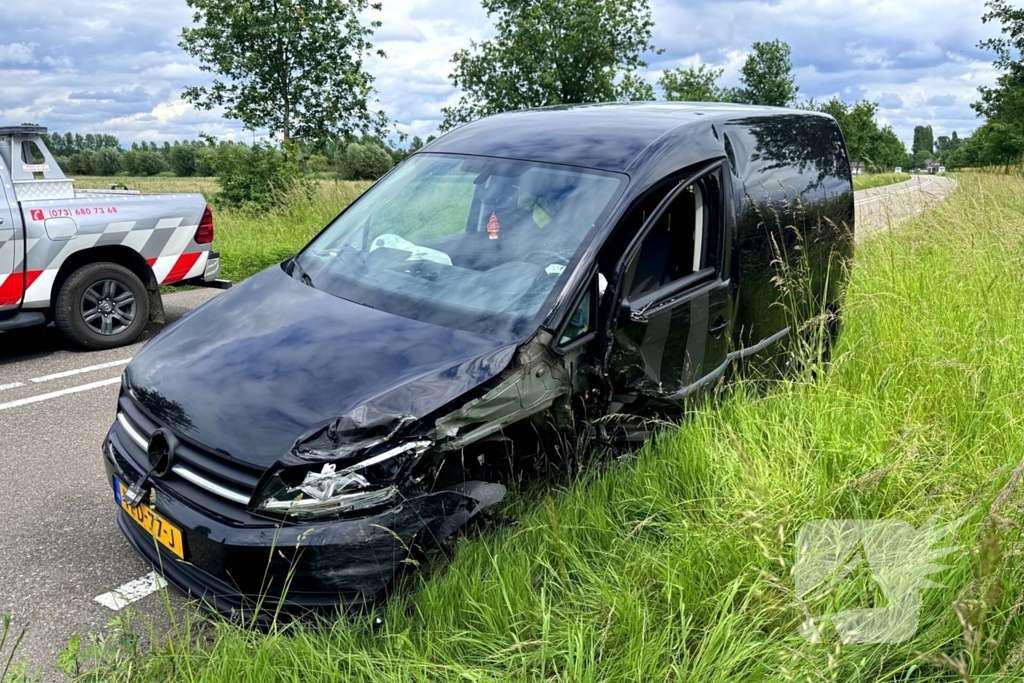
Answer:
[851,172,912,191]
[73,175,223,196]
[54,174,1024,682]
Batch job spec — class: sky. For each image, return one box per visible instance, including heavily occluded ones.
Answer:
[0,0,1003,150]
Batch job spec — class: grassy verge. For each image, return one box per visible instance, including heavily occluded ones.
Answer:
[53,174,1024,682]
[852,172,912,191]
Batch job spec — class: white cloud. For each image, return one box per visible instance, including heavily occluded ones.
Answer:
[0,0,1004,147]
[0,42,35,64]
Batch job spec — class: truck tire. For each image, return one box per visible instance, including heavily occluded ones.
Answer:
[54,262,150,350]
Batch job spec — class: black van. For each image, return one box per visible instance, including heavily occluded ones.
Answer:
[103,103,854,616]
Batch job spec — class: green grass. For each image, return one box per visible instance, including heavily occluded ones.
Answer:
[41,173,1024,682]
[852,172,912,191]
[214,181,371,282]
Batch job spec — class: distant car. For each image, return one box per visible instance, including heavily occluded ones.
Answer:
[103,103,854,618]
[0,126,227,349]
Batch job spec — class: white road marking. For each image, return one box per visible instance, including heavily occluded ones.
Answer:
[0,382,25,392]
[28,358,131,384]
[93,572,167,611]
[0,377,121,411]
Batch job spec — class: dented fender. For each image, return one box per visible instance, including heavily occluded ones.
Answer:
[431,331,574,451]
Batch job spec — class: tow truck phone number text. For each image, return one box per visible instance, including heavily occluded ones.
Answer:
[47,207,119,217]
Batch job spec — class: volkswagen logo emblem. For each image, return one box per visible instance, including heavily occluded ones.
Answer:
[147,428,177,478]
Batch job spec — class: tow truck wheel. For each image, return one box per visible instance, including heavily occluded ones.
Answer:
[54,262,150,350]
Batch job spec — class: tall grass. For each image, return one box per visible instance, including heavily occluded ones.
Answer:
[214,181,370,282]
[69,174,1024,682]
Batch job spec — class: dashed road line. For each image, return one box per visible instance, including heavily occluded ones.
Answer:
[93,572,168,611]
[0,382,25,392]
[0,377,121,411]
[28,358,131,384]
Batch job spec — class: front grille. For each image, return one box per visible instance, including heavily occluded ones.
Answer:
[114,394,264,517]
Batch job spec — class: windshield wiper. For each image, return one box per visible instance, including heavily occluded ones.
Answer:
[288,257,315,289]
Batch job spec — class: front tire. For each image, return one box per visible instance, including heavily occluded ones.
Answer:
[54,262,150,350]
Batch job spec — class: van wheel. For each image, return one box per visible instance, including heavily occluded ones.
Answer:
[54,262,150,350]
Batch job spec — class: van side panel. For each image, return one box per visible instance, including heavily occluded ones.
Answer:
[725,114,854,358]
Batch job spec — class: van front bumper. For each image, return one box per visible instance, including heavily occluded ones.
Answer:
[103,431,499,619]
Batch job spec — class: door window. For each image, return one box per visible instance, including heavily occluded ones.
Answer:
[623,171,723,300]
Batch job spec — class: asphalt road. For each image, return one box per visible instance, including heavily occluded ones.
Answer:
[0,288,222,681]
[854,174,958,239]
[0,175,958,680]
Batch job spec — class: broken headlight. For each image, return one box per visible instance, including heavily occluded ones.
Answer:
[252,440,432,519]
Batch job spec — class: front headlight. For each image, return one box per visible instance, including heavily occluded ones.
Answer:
[252,439,432,519]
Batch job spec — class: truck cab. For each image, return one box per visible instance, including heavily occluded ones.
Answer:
[0,125,225,349]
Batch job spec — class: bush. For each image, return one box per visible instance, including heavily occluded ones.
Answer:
[90,147,124,175]
[342,142,394,180]
[306,153,330,174]
[213,142,300,210]
[122,150,169,176]
[67,150,96,175]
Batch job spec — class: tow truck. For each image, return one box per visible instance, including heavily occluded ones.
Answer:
[0,125,226,349]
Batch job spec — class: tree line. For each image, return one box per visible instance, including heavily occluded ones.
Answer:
[40,131,428,181]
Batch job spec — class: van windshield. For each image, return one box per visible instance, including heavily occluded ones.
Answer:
[295,153,625,338]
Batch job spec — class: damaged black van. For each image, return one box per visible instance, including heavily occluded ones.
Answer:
[103,103,854,616]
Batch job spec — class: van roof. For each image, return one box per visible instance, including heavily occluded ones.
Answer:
[424,102,830,173]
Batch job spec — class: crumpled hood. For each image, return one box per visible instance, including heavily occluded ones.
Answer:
[125,266,517,469]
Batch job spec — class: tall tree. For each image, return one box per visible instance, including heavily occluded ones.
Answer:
[912,125,934,155]
[659,64,727,102]
[972,0,1024,166]
[440,0,659,131]
[810,98,906,171]
[180,0,387,144]
[738,39,798,107]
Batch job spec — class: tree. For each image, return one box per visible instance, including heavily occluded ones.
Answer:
[180,0,388,144]
[659,64,728,102]
[737,39,798,107]
[809,98,906,171]
[971,0,1024,166]
[912,125,934,155]
[440,0,659,131]
[169,143,200,177]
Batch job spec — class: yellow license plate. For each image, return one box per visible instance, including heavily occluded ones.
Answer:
[117,480,185,559]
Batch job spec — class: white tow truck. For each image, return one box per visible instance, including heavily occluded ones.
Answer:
[0,125,227,349]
